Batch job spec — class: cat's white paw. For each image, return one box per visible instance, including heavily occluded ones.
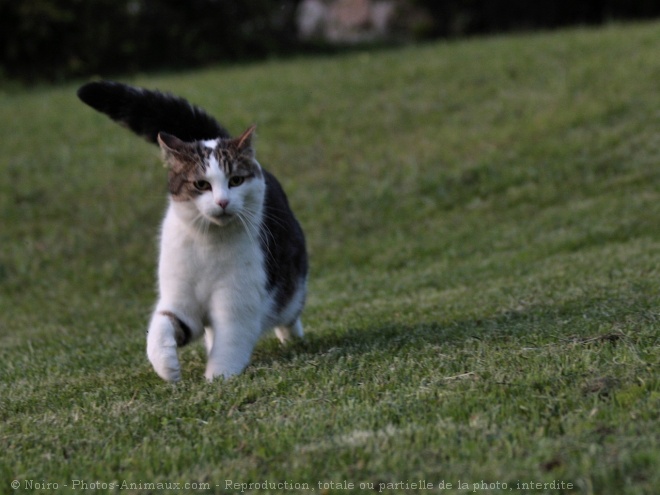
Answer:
[204,368,227,382]
[204,361,245,382]
[146,318,181,382]
[204,349,251,381]
[147,341,182,382]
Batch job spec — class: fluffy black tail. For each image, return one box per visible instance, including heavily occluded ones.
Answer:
[77,81,230,144]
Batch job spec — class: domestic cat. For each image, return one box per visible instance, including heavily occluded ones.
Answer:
[77,81,308,381]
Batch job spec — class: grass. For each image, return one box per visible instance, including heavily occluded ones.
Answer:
[1,21,659,495]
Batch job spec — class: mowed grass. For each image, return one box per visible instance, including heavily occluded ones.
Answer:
[1,21,659,495]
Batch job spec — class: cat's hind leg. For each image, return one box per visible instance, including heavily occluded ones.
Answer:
[146,310,201,382]
[274,318,304,344]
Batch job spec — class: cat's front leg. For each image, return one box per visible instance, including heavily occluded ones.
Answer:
[204,319,262,381]
[146,310,200,382]
[204,330,260,380]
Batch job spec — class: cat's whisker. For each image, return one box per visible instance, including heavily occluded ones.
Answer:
[240,209,275,255]
[239,209,268,248]
[236,213,258,248]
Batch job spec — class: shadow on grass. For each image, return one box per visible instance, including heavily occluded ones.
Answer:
[252,291,652,368]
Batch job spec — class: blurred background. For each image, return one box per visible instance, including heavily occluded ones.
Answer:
[2,0,660,84]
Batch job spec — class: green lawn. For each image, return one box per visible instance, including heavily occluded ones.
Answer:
[1,21,659,495]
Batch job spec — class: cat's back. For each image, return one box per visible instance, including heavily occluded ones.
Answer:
[260,169,308,313]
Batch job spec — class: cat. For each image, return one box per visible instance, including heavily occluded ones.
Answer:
[77,81,308,381]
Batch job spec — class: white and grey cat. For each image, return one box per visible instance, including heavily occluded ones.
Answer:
[77,81,308,381]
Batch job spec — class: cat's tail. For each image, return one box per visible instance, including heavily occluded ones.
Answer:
[77,80,230,144]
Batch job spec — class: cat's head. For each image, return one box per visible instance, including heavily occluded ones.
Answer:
[157,125,265,228]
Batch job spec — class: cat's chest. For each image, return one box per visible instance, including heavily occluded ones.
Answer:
[193,234,262,280]
[159,213,266,299]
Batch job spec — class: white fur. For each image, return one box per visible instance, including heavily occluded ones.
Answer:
[201,138,219,149]
[146,160,304,382]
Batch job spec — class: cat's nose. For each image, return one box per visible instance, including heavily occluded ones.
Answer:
[216,199,230,209]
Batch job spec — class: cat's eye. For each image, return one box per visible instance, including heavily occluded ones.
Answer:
[193,180,212,191]
[228,176,245,188]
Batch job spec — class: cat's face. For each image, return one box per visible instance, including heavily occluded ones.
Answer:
[158,126,264,228]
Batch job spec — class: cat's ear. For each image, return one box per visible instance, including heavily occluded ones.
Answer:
[157,132,188,155]
[233,125,257,154]
[157,132,190,169]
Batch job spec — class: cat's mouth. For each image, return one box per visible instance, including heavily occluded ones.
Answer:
[208,211,235,226]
